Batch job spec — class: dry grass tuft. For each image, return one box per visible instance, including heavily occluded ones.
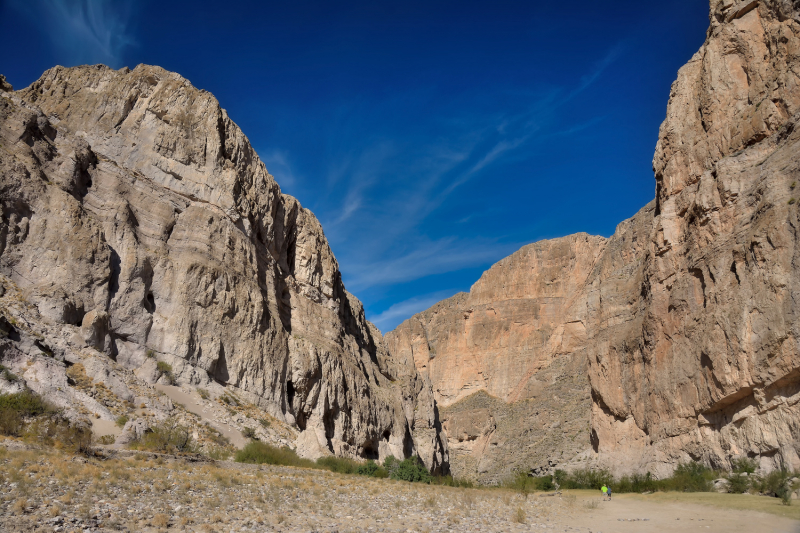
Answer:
[11,498,27,514]
[151,513,169,527]
[513,506,526,524]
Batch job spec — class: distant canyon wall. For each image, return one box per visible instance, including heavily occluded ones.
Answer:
[389,0,800,479]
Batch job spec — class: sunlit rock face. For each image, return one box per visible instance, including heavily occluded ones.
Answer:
[386,234,607,482]
[588,0,800,476]
[0,64,447,472]
[391,0,800,480]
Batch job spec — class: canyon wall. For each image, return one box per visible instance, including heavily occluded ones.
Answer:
[0,65,447,471]
[386,233,608,482]
[390,0,800,480]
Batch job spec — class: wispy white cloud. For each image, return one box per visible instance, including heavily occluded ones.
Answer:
[262,149,299,189]
[565,45,624,102]
[370,289,462,332]
[11,0,137,68]
[344,237,526,292]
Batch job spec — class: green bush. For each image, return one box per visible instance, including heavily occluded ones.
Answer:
[156,361,172,373]
[754,469,796,505]
[317,456,361,474]
[726,474,751,493]
[663,462,715,492]
[0,390,56,417]
[197,388,210,400]
[356,459,388,478]
[614,472,658,494]
[115,415,129,428]
[384,455,432,483]
[731,458,757,474]
[557,467,613,490]
[235,441,317,468]
[242,426,257,440]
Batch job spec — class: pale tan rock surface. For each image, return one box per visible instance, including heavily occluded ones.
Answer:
[0,65,447,471]
[386,234,605,482]
[390,0,800,480]
[587,0,800,476]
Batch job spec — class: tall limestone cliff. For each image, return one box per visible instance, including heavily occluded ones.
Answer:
[389,0,800,480]
[0,65,447,471]
[589,0,800,476]
[386,233,609,482]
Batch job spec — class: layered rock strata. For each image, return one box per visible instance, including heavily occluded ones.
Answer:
[386,234,606,482]
[0,65,447,471]
[390,0,800,479]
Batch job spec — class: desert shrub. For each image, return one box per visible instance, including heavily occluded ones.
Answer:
[2,369,18,382]
[661,462,715,492]
[0,408,23,436]
[614,472,658,493]
[115,415,129,428]
[384,455,432,483]
[356,459,388,478]
[235,441,317,468]
[242,426,257,440]
[317,455,362,474]
[731,457,758,474]
[725,473,751,494]
[55,423,93,454]
[558,467,612,490]
[258,418,270,428]
[432,474,473,488]
[755,469,796,504]
[97,434,115,445]
[145,349,155,359]
[0,390,56,418]
[204,445,232,461]
[131,418,194,453]
[197,388,210,400]
[155,362,175,384]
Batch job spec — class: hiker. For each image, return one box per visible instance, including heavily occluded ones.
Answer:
[601,483,609,501]
[607,485,612,500]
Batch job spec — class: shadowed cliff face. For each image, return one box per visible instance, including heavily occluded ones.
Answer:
[391,0,800,480]
[0,65,447,472]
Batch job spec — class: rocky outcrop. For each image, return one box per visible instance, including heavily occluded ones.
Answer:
[587,0,800,476]
[390,0,800,479]
[0,65,447,471]
[386,234,606,482]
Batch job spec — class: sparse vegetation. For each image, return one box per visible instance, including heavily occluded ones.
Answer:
[383,455,433,483]
[129,417,194,453]
[235,441,317,468]
[155,361,175,384]
[197,388,210,400]
[115,414,129,427]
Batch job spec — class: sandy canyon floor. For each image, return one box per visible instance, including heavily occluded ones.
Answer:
[0,443,798,533]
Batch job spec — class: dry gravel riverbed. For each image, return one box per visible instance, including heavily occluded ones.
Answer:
[0,443,797,533]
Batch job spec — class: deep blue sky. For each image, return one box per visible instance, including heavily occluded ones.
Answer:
[1,0,710,332]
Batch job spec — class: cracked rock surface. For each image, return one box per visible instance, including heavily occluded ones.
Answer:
[0,64,446,471]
